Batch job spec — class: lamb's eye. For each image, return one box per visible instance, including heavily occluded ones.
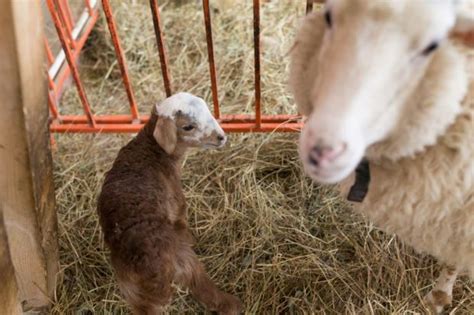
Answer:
[421,41,439,56]
[182,125,195,131]
[324,10,332,28]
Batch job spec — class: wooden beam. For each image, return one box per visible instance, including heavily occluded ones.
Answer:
[0,0,58,311]
[0,211,22,315]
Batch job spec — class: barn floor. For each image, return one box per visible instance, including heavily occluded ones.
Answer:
[50,1,473,314]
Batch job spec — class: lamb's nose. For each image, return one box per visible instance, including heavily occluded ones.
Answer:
[217,134,227,145]
[308,142,346,166]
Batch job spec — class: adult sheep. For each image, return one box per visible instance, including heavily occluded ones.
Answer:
[289,0,473,313]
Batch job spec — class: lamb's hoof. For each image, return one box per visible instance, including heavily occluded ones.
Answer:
[424,290,452,314]
[217,293,243,315]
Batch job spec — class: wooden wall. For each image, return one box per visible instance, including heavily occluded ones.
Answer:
[0,0,58,311]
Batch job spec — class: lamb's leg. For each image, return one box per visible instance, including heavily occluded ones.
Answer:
[424,266,458,314]
[174,245,242,315]
[128,303,166,315]
[117,275,173,315]
[112,255,175,315]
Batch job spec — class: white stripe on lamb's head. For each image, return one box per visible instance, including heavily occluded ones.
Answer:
[153,92,226,154]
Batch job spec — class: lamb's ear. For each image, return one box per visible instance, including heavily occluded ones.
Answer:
[153,116,177,154]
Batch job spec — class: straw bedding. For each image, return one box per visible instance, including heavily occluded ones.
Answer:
[50,1,473,314]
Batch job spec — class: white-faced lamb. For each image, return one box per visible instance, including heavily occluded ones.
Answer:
[289,0,473,313]
[97,92,242,314]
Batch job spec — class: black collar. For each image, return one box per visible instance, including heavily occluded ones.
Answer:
[347,159,370,203]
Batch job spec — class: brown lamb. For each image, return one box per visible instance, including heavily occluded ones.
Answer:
[97,93,242,314]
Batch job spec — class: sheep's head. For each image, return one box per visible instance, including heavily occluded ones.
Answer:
[290,0,471,184]
[153,92,226,154]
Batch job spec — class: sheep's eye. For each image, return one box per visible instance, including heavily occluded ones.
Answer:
[324,10,332,28]
[182,125,195,131]
[421,41,439,56]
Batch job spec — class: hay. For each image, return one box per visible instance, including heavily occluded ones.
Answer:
[51,1,473,314]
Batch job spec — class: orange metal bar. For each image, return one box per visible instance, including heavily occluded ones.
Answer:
[61,0,75,27]
[55,0,76,49]
[102,0,140,120]
[253,0,262,128]
[202,0,220,119]
[47,0,96,127]
[221,114,300,123]
[223,122,302,132]
[149,0,173,97]
[51,5,99,101]
[44,38,55,65]
[57,114,300,124]
[47,0,304,134]
[51,122,303,133]
[48,72,56,90]
[48,91,60,120]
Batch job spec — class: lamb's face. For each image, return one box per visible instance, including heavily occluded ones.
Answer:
[291,0,459,184]
[154,93,226,154]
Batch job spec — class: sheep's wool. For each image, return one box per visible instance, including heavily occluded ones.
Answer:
[340,44,474,277]
[291,9,474,276]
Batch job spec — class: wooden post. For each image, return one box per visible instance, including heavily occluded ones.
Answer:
[0,211,22,315]
[0,0,58,311]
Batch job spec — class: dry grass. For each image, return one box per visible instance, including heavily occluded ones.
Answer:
[50,1,473,314]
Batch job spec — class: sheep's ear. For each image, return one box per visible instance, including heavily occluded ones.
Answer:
[454,0,474,33]
[153,116,177,154]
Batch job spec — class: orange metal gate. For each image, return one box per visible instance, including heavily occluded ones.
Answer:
[46,0,315,133]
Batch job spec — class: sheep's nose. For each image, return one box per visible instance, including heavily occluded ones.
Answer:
[308,142,346,167]
[217,135,225,142]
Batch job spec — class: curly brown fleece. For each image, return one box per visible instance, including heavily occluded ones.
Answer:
[97,113,241,314]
